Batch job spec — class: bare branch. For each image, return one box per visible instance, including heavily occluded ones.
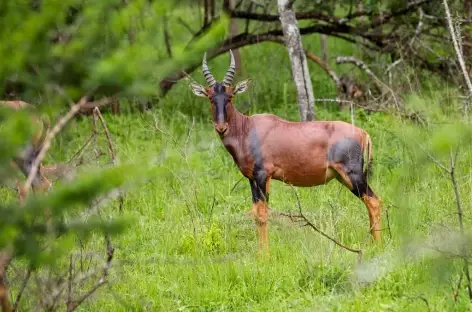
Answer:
[454,271,464,301]
[278,185,363,262]
[12,266,32,311]
[66,255,73,310]
[336,56,401,110]
[305,51,340,86]
[176,17,196,35]
[163,15,173,58]
[24,97,108,193]
[449,147,472,300]
[66,242,114,312]
[409,8,424,47]
[93,107,124,212]
[336,56,384,92]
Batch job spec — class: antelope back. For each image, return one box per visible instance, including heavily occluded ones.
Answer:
[0,101,50,151]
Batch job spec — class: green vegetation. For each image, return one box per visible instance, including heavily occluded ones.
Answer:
[23,40,469,310]
[1,0,471,311]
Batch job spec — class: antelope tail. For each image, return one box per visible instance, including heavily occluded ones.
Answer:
[363,133,374,181]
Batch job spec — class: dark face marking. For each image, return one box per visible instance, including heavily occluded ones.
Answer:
[328,137,373,198]
[211,82,229,124]
[249,128,268,203]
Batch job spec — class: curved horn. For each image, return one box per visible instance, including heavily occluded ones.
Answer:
[223,49,236,86]
[202,52,216,87]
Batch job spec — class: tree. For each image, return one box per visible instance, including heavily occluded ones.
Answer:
[0,0,228,309]
[278,0,315,121]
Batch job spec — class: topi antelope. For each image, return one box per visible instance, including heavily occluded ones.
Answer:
[188,51,382,251]
[0,101,52,201]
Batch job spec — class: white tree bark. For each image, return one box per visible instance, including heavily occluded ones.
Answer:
[278,0,315,121]
[228,0,242,74]
[443,0,472,117]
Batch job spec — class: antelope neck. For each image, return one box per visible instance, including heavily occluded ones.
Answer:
[224,102,249,140]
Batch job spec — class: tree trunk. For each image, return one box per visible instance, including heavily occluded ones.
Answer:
[320,34,328,62]
[228,0,242,74]
[277,0,315,121]
[203,0,214,26]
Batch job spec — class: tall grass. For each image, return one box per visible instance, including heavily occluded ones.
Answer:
[5,9,472,312]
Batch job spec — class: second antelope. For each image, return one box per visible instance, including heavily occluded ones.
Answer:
[0,101,52,201]
[189,51,382,252]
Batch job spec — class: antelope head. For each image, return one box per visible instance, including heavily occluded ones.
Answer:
[189,50,251,136]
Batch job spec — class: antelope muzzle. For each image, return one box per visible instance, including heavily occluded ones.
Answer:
[214,122,228,135]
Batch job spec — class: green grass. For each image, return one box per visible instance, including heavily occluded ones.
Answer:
[32,88,472,311]
[4,10,472,311]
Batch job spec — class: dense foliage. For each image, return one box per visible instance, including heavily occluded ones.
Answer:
[1,0,472,311]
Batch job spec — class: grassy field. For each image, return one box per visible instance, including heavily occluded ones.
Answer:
[3,12,472,311]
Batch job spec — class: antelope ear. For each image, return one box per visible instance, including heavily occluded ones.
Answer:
[189,83,208,97]
[232,79,252,96]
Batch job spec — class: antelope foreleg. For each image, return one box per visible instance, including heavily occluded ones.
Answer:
[249,178,270,253]
[253,200,269,251]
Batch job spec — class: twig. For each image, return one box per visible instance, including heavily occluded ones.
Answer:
[336,56,401,110]
[12,266,33,311]
[453,271,464,301]
[93,107,124,212]
[230,176,245,194]
[305,50,340,86]
[279,185,363,262]
[443,0,472,118]
[449,147,472,300]
[24,97,108,193]
[403,295,431,312]
[66,240,114,312]
[66,133,96,166]
[385,58,403,74]
[163,15,173,58]
[66,255,73,310]
[176,17,196,35]
[409,8,424,47]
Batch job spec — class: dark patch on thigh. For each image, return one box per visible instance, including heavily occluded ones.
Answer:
[327,137,363,167]
[328,138,368,197]
[249,128,267,202]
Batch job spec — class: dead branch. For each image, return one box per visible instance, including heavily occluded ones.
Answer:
[305,51,340,86]
[66,255,73,310]
[336,56,401,110]
[66,242,114,312]
[409,8,424,47]
[163,15,173,58]
[336,56,384,93]
[78,97,113,114]
[24,97,110,194]
[230,176,245,194]
[176,17,196,35]
[449,148,472,300]
[278,185,363,263]
[420,141,472,300]
[159,21,382,96]
[12,266,32,311]
[454,271,464,301]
